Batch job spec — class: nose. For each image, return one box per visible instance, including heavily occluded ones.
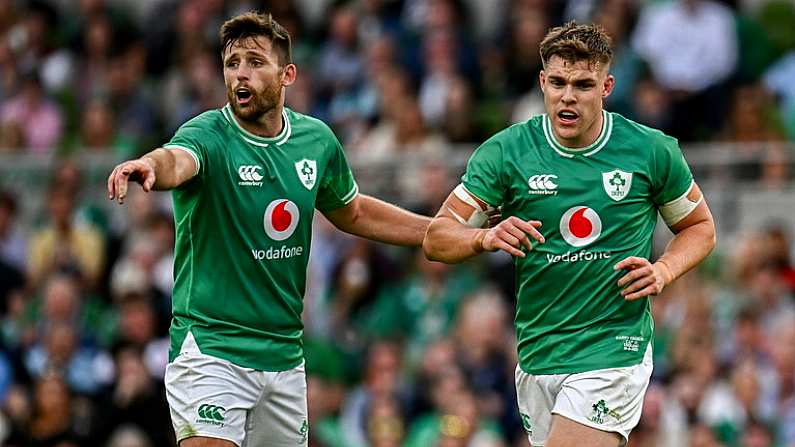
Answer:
[235,63,251,82]
[561,85,576,104]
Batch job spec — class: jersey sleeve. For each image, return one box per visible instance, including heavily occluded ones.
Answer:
[651,134,694,205]
[461,136,506,207]
[315,128,358,212]
[162,117,210,179]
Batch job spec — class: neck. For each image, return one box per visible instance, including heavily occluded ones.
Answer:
[555,110,604,149]
[235,104,285,138]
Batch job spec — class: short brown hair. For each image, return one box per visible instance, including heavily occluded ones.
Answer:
[220,11,292,66]
[539,21,612,68]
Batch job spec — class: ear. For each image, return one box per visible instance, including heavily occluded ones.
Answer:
[281,64,297,87]
[603,74,615,98]
[539,70,546,92]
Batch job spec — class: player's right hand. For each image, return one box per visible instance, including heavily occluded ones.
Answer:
[480,216,544,257]
[107,158,156,204]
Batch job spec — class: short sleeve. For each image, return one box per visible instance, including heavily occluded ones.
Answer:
[162,118,209,178]
[651,135,694,205]
[316,129,358,212]
[461,136,505,207]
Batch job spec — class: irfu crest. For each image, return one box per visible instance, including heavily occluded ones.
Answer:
[602,169,632,201]
[295,159,317,190]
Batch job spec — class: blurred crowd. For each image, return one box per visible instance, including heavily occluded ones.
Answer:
[1,0,795,446]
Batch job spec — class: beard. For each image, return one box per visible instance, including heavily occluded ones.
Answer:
[227,81,282,123]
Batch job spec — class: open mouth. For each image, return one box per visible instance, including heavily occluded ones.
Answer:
[236,87,252,105]
[558,110,579,125]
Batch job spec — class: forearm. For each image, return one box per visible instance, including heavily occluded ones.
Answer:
[339,195,430,246]
[655,220,716,285]
[423,216,485,263]
[140,148,186,190]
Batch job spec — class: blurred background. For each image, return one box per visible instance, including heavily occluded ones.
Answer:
[0,0,794,446]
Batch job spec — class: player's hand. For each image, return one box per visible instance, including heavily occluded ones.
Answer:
[614,257,673,300]
[107,158,156,204]
[480,216,544,257]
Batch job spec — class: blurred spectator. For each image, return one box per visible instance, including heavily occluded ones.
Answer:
[325,238,400,350]
[161,48,226,134]
[92,345,172,446]
[27,374,84,446]
[63,98,137,157]
[720,84,785,143]
[27,184,105,290]
[354,250,477,365]
[764,50,795,140]
[0,190,25,307]
[105,42,157,153]
[6,1,73,92]
[0,72,63,153]
[355,95,449,165]
[339,340,406,447]
[315,2,365,135]
[24,320,113,395]
[632,0,738,140]
[595,0,642,118]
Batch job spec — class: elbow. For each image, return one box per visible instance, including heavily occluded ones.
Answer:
[707,224,717,254]
[422,231,439,261]
[422,224,444,262]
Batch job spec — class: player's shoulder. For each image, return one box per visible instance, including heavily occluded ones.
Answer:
[609,112,678,150]
[181,108,227,130]
[285,108,338,142]
[478,116,541,151]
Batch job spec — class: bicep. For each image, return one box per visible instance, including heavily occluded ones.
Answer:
[667,183,713,233]
[436,185,494,228]
[321,194,361,230]
[167,147,199,186]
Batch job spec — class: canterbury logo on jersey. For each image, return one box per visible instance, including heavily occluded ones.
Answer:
[238,165,264,186]
[528,174,558,195]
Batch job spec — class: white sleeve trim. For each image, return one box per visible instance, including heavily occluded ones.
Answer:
[341,182,359,205]
[163,145,200,177]
[451,184,494,228]
[659,180,701,226]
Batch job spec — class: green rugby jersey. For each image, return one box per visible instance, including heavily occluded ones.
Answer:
[163,105,358,371]
[462,111,693,374]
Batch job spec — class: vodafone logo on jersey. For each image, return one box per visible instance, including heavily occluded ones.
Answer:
[559,206,602,247]
[263,199,300,241]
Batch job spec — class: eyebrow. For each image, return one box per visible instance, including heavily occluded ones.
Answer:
[224,50,268,62]
[547,75,597,85]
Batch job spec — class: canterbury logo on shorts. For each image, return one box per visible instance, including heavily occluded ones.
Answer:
[197,404,226,422]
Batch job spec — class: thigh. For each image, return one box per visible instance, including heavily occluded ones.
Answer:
[180,437,238,447]
[515,365,562,446]
[165,334,263,446]
[244,362,308,447]
[546,414,622,447]
[551,346,653,446]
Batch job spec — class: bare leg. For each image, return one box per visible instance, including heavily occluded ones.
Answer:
[544,414,622,447]
[181,437,238,447]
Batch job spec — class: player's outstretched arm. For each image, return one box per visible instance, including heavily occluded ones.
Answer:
[615,183,716,300]
[322,194,430,246]
[423,187,544,264]
[107,148,197,204]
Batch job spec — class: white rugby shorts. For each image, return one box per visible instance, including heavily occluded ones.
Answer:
[165,332,308,446]
[515,344,653,446]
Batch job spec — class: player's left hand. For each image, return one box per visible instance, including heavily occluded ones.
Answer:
[614,257,673,300]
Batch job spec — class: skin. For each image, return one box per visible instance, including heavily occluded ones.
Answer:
[107,34,429,447]
[539,55,615,148]
[423,53,716,446]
